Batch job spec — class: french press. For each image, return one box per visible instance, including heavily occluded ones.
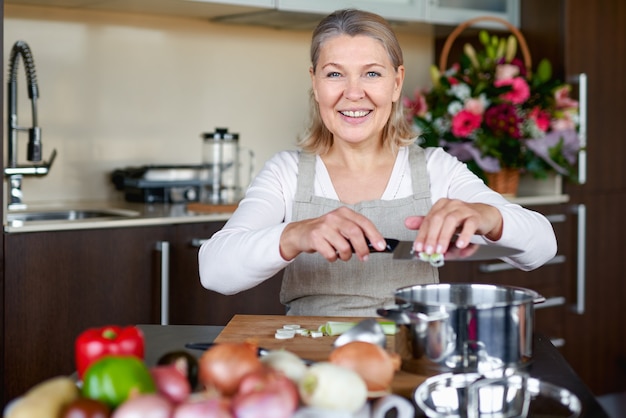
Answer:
[201,128,253,205]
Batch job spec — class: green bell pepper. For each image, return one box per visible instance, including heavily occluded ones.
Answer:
[81,355,156,409]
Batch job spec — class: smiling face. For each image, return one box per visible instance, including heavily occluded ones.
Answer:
[310,34,405,149]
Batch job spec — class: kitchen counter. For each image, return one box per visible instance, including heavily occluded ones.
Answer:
[3,190,569,234]
[3,200,232,233]
[137,322,609,418]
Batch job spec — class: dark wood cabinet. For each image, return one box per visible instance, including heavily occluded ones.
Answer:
[1,221,286,406]
[168,221,285,325]
[520,0,626,396]
[2,226,168,404]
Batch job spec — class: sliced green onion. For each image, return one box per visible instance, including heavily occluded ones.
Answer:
[418,251,445,267]
[319,321,396,336]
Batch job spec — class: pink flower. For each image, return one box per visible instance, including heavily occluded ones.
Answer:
[494,76,530,104]
[464,98,485,115]
[554,85,579,109]
[497,57,528,77]
[451,110,482,137]
[448,76,460,86]
[495,64,520,81]
[551,111,577,131]
[529,107,551,132]
[403,90,429,118]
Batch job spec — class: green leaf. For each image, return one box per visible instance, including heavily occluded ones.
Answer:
[496,38,506,60]
[464,43,480,68]
[505,35,517,63]
[479,30,490,46]
[536,58,552,83]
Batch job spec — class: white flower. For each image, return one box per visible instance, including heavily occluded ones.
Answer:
[449,83,472,101]
[447,100,464,116]
[524,118,545,139]
[433,117,450,133]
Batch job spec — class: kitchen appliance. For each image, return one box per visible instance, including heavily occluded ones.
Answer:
[378,283,545,376]
[111,164,211,203]
[111,128,253,204]
[201,128,253,205]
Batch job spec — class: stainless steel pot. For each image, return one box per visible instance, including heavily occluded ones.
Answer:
[378,283,545,375]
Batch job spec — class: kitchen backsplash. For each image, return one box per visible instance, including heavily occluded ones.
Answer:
[3,4,433,204]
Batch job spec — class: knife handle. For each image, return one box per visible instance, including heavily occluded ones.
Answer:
[355,238,400,253]
[185,342,315,365]
[185,342,266,357]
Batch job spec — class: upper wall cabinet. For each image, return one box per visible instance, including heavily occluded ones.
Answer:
[4,0,273,19]
[5,0,519,29]
[424,0,520,27]
[276,0,425,22]
[275,0,519,27]
[213,0,519,31]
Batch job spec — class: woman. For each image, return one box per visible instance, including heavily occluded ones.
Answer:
[199,9,557,316]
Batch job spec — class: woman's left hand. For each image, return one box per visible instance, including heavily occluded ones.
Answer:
[405,198,503,255]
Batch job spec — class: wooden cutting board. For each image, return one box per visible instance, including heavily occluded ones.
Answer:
[214,314,433,398]
[187,202,239,214]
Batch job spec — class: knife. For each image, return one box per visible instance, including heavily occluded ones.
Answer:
[184,342,315,365]
[363,237,521,262]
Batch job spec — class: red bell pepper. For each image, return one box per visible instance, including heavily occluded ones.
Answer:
[75,325,145,379]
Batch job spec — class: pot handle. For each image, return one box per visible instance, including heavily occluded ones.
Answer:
[533,295,546,304]
[377,306,441,325]
[377,307,412,325]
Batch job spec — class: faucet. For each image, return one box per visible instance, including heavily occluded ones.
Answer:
[4,40,56,210]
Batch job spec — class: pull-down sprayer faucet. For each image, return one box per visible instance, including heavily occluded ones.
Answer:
[5,40,56,210]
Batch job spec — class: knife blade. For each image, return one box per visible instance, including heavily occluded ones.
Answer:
[363,237,521,262]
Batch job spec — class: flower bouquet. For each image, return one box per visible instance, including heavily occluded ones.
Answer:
[404,17,581,193]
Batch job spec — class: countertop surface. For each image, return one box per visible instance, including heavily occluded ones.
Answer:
[138,318,609,418]
[3,192,570,234]
[3,200,232,233]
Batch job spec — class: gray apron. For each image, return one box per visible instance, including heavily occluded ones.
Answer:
[280,144,439,317]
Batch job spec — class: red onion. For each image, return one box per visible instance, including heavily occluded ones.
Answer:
[150,365,191,404]
[111,394,172,418]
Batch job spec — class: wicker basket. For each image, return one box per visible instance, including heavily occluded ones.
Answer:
[439,16,532,73]
[485,168,520,197]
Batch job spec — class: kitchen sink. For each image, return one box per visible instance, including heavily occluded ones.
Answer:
[6,208,140,225]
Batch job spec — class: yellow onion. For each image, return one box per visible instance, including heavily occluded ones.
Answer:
[198,342,262,396]
[329,341,401,394]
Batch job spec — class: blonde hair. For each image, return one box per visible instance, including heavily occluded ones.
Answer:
[298,9,415,154]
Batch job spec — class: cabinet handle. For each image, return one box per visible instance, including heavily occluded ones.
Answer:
[571,204,586,315]
[545,213,566,223]
[550,338,566,348]
[478,254,566,273]
[156,241,170,325]
[190,238,207,248]
[570,73,587,184]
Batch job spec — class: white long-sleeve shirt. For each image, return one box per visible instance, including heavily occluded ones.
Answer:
[199,146,557,295]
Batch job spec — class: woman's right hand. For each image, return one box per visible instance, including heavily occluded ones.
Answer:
[279,206,387,262]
